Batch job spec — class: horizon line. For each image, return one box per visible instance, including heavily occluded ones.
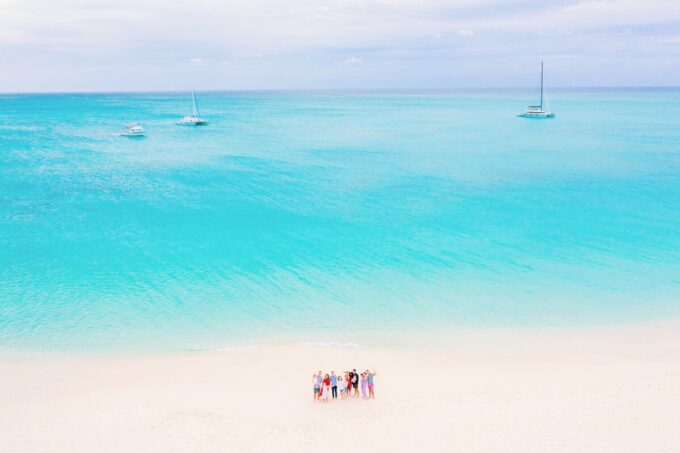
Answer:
[1,86,680,96]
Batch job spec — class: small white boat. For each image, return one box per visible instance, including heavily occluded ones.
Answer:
[518,61,555,119]
[120,123,146,137]
[177,90,208,126]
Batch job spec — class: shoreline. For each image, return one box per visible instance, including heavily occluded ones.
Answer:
[2,320,680,451]
[3,317,680,359]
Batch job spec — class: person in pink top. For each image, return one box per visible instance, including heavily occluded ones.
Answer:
[367,369,376,399]
[360,372,368,398]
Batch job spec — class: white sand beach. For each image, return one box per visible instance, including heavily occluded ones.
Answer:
[2,321,680,452]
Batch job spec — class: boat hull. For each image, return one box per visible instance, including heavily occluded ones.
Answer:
[177,115,208,126]
[517,112,555,119]
[176,121,208,126]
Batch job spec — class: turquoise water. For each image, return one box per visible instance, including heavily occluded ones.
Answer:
[1,89,680,352]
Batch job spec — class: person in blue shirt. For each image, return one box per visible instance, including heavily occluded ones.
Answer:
[330,371,338,399]
[316,371,323,401]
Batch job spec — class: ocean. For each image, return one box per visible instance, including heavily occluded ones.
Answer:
[1,89,679,352]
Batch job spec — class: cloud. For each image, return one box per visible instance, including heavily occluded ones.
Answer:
[0,0,679,90]
[343,56,363,65]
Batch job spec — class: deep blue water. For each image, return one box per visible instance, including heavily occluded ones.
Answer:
[1,89,680,352]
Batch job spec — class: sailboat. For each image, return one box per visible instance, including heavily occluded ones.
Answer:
[518,62,555,119]
[177,90,208,126]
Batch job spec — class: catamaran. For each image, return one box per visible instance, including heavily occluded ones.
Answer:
[177,90,208,126]
[120,123,146,137]
[518,62,555,119]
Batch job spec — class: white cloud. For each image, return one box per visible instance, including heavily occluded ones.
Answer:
[343,56,363,65]
[0,0,679,90]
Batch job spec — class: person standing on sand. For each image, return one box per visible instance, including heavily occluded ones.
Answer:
[345,372,352,396]
[322,374,331,403]
[316,371,323,401]
[313,373,320,401]
[367,370,376,399]
[330,371,338,399]
[351,369,359,397]
[360,372,368,398]
[338,375,349,399]
[338,376,345,399]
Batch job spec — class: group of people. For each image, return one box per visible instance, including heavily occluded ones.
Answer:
[313,369,376,402]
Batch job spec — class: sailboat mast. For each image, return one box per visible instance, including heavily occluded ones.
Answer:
[192,90,200,117]
[540,61,544,110]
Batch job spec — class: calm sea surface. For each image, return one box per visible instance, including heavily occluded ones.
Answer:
[1,89,679,352]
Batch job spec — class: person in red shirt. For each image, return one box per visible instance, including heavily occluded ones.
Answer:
[321,374,331,403]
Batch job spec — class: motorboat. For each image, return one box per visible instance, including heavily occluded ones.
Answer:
[120,123,146,137]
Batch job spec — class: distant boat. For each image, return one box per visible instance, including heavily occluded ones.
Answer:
[518,61,555,119]
[120,123,146,137]
[177,90,208,126]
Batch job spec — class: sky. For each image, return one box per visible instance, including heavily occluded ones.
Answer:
[1,0,679,92]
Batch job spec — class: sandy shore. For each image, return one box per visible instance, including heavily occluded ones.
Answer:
[2,321,680,452]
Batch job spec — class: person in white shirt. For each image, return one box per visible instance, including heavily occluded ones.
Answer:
[337,376,345,399]
[313,373,320,401]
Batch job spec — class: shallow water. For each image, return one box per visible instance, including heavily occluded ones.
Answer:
[1,89,679,352]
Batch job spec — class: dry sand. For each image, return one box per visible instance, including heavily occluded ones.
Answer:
[1,321,680,452]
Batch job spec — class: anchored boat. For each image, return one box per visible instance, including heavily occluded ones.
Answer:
[120,123,146,137]
[518,62,555,119]
[177,90,208,126]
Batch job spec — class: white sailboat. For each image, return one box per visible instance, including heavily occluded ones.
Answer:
[518,61,555,119]
[177,90,208,126]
